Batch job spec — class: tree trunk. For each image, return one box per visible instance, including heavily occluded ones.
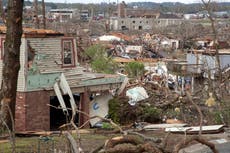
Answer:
[201,0,222,81]
[33,0,39,29]
[0,0,5,23]
[42,0,46,29]
[0,0,23,130]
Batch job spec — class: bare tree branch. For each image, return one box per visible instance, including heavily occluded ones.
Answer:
[173,135,218,153]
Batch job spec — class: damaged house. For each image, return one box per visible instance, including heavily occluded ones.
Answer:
[0,26,125,131]
[187,49,230,79]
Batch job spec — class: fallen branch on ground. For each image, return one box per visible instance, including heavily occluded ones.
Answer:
[173,135,218,153]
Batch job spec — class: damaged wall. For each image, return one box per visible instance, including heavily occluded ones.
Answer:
[15,91,50,131]
[25,37,85,91]
[110,18,183,31]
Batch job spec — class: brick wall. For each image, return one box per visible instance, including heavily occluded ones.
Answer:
[79,91,90,128]
[15,92,26,131]
[15,91,50,131]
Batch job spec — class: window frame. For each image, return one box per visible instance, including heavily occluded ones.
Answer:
[61,38,76,68]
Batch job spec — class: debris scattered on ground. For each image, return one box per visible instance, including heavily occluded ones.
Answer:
[165,125,225,134]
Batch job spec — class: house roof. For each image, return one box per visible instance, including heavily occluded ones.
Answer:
[125,8,159,18]
[0,26,63,37]
[110,32,132,41]
[189,49,230,55]
[98,35,122,41]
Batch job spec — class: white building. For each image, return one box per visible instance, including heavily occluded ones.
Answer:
[49,9,80,22]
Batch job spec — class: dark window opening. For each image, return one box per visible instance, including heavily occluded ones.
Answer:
[121,26,128,30]
[132,20,135,23]
[138,26,142,30]
[50,94,80,130]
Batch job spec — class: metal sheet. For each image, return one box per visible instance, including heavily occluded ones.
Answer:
[165,125,225,134]
[89,94,113,126]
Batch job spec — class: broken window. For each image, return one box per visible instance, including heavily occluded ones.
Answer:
[121,26,128,30]
[62,39,75,67]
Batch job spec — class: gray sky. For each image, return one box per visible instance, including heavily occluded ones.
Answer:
[43,0,230,4]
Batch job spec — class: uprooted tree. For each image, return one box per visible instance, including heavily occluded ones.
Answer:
[0,0,24,131]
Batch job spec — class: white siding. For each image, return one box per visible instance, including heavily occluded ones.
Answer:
[0,36,26,91]
[220,55,230,69]
[17,38,26,91]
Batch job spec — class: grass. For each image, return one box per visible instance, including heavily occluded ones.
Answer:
[0,137,38,153]
[0,133,111,153]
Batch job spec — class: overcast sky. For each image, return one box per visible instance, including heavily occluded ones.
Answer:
[43,0,230,4]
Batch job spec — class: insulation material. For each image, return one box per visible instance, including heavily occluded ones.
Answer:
[126,87,149,106]
[89,94,113,126]
[59,73,77,113]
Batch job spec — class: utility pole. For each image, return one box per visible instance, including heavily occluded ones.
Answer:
[0,0,5,24]
[42,0,46,29]
[33,0,39,29]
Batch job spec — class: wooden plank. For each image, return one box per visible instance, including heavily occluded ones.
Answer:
[143,124,187,130]
[165,125,225,134]
[59,73,77,113]
[53,82,69,115]
[117,75,128,95]
[0,140,9,143]
[15,131,53,137]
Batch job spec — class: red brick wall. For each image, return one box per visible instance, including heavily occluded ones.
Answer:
[15,91,50,131]
[79,91,90,128]
[15,92,26,131]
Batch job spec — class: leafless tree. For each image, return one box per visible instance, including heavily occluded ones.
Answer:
[42,0,46,29]
[201,0,222,80]
[33,0,39,28]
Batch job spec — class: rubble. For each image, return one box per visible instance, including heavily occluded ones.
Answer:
[165,125,225,134]
[126,87,149,106]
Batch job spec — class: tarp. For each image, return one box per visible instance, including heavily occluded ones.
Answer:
[126,87,149,106]
[89,94,113,126]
